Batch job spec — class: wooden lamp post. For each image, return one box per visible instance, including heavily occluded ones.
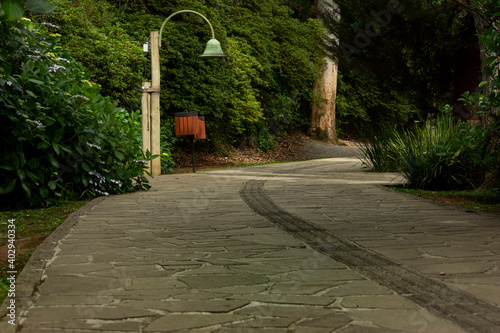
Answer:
[141,10,227,176]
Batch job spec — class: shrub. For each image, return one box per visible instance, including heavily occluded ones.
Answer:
[33,0,145,109]
[0,16,151,208]
[360,114,483,190]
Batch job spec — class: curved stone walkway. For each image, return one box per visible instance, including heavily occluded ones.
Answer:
[1,157,499,332]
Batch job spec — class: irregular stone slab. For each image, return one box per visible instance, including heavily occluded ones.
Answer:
[21,306,155,324]
[345,309,467,333]
[296,313,353,328]
[230,293,336,306]
[228,263,314,275]
[278,269,365,282]
[341,295,421,309]
[35,294,114,306]
[422,247,494,258]
[451,283,500,306]
[232,234,304,246]
[234,303,336,318]
[113,288,184,299]
[197,284,270,295]
[222,316,296,329]
[144,314,250,331]
[338,325,405,333]
[158,300,250,313]
[178,274,269,289]
[411,262,495,275]
[270,282,345,295]
[125,277,186,290]
[37,276,128,294]
[44,263,113,275]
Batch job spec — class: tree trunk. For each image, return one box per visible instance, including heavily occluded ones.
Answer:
[311,0,338,143]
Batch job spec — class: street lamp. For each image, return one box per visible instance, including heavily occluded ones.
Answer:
[142,10,227,176]
[159,10,227,58]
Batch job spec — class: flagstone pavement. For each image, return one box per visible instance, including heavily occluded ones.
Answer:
[1,157,499,332]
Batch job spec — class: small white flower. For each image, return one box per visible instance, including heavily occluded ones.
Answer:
[57,57,70,63]
[110,179,123,187]
[86,142,102,150]
[49,64,66,73]
[95,189,110,196]
[71,95,89,101]
[41,22,59,29]
[26,119,45,128]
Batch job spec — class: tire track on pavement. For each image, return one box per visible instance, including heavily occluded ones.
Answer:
[240,179,500,333]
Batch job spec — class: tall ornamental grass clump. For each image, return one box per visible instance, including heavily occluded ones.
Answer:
[0,14,152,208]
[360,114,483,190]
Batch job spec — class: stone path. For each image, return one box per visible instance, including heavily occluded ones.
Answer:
[1,157,499,332]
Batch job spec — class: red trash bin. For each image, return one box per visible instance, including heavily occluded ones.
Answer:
[174,111,199,137]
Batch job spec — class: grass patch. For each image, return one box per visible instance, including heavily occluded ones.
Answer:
[0,200,91,303]
[392,188,500,215]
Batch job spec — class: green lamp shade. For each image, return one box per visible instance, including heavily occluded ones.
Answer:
[200,38,228,58]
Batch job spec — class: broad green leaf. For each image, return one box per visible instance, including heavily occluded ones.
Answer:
[17,169,25,180]
[485,56,497,66]
[0,179,17,195]
[21,181,31,197]
[10,152,20,169]
[0,164,15,171]
[19,151,26,167]
[26,90,37,98]
[75,144,84,155]
[2,0,24,20]
[60,145,72,153]
[53,142,60,155]
[24,170,39,181]
[38,141,50,150]
[28,78,45,85]
[82,174,89,187]
[114,151,124,160]
[47,154,59,168]
[48,180,57,190]
[26,0,55,14]
[81,162,90,172]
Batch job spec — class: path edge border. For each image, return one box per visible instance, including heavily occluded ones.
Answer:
[0,196,106,324]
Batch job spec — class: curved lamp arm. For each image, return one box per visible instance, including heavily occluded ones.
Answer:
[159,10,215,48]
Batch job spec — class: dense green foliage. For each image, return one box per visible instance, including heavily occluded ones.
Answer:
[459,21,500,183]
[359,18,499,191]
[334,0,499,191]
[32,0,325,150]
[324,0,485,136]
[0,6,151,208]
